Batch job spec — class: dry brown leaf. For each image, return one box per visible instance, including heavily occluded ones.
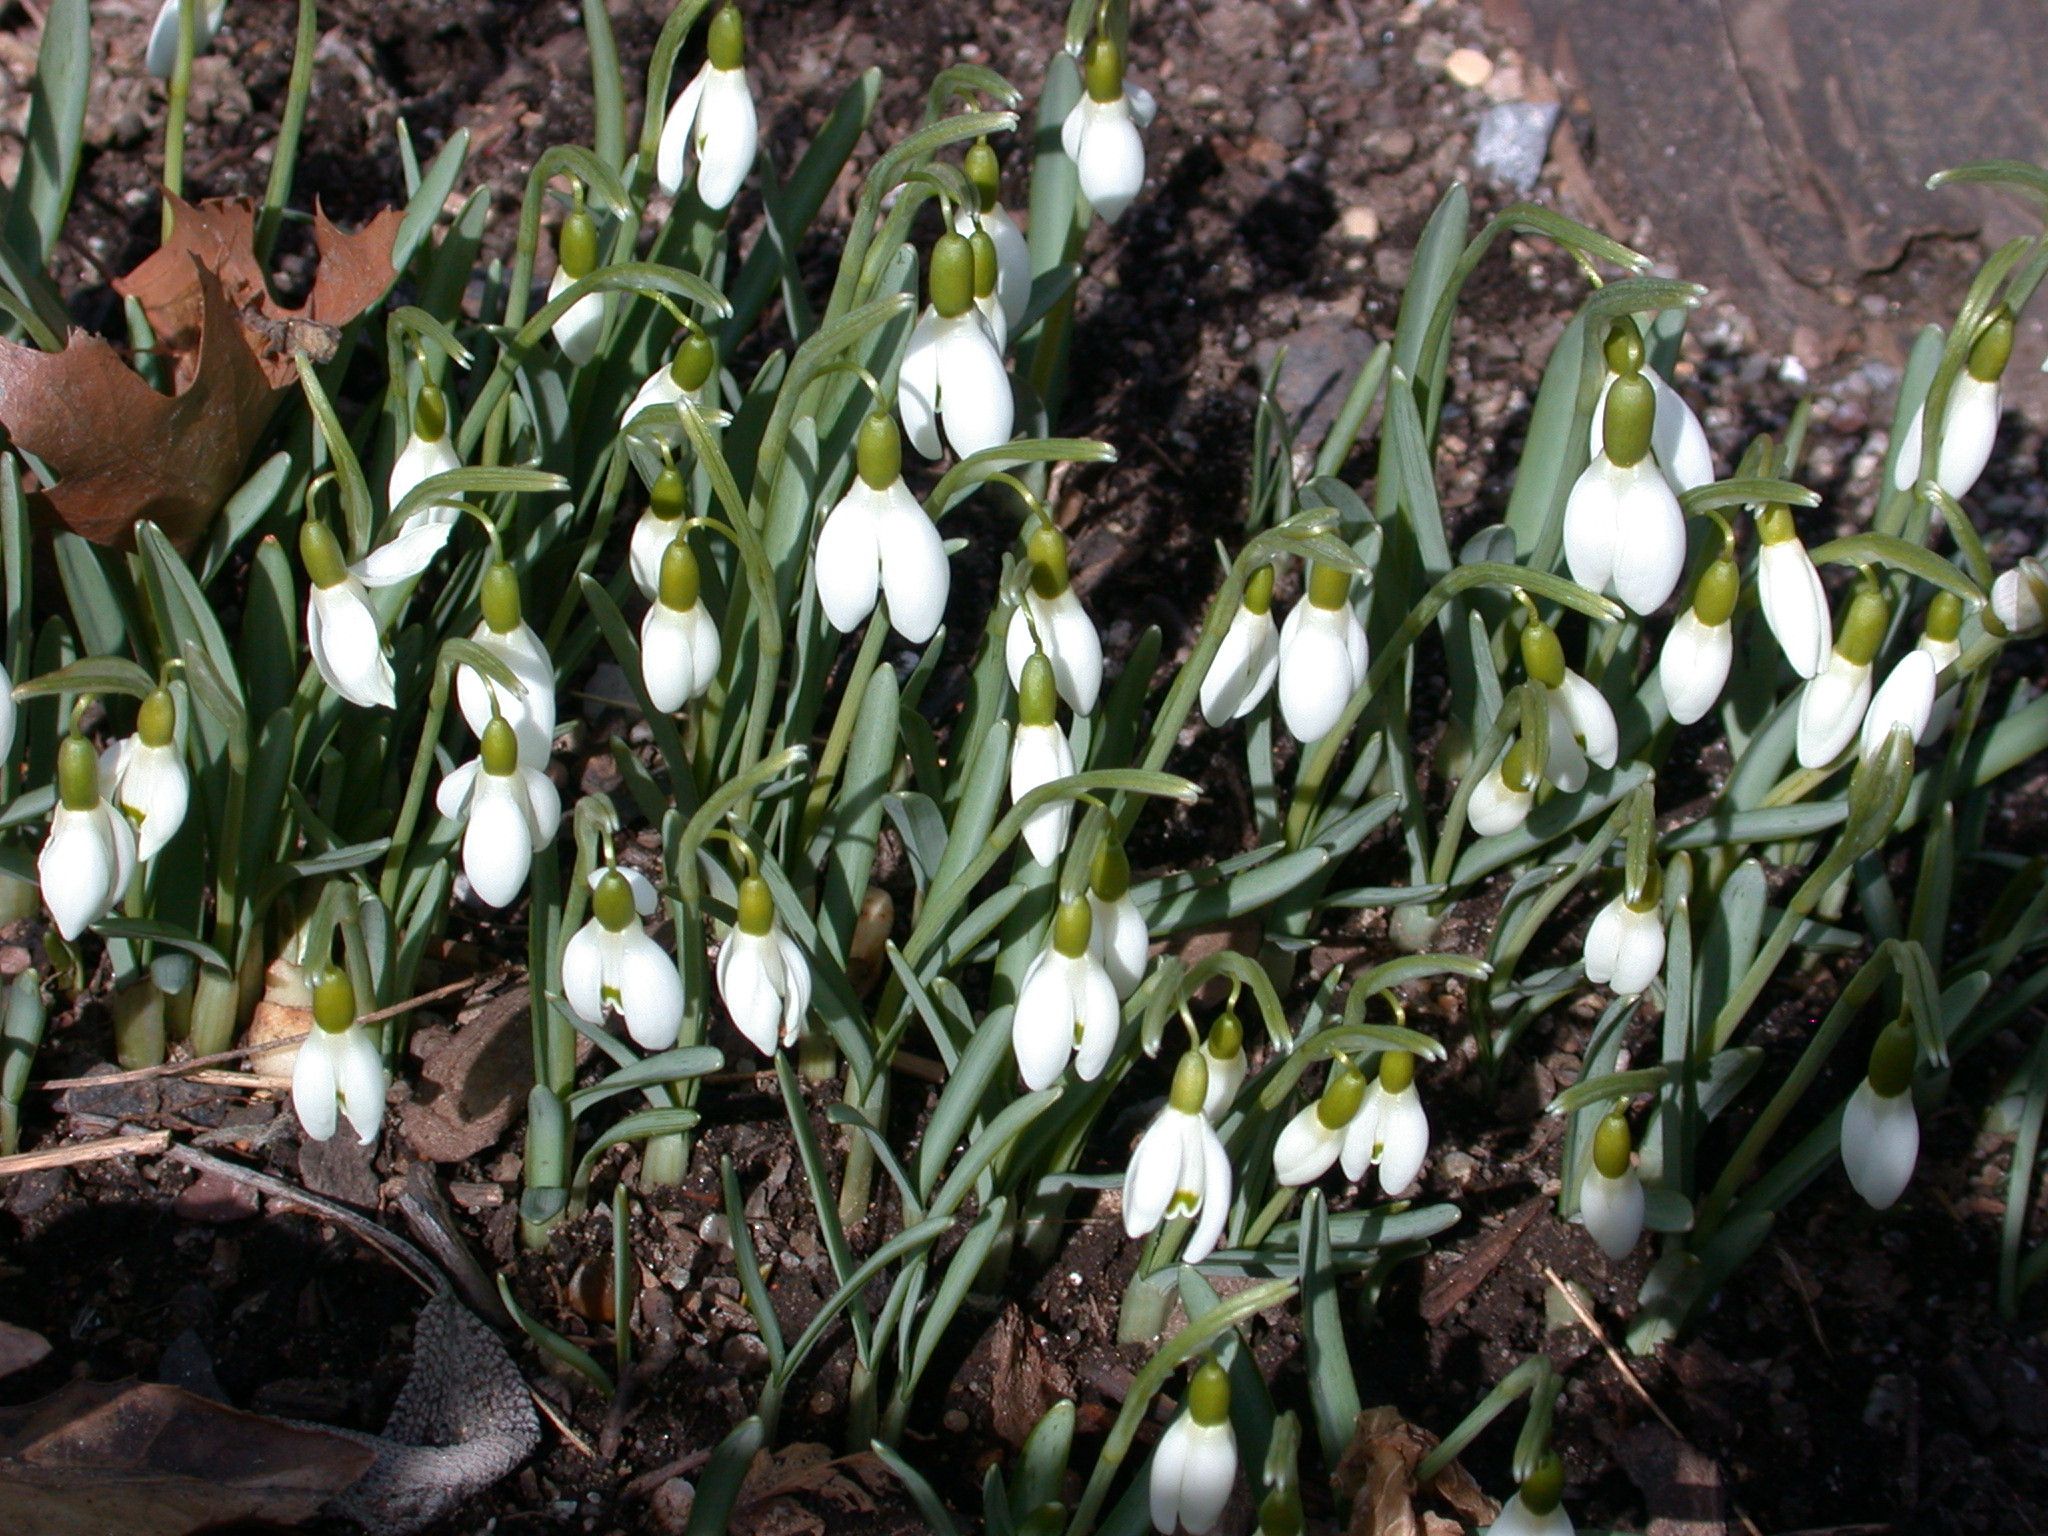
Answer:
[0,1321,49,1380]
[0,1378,377,1535]
[0,193,399,550]
[402,989,533,1164]
[1335,1406,1499,1536]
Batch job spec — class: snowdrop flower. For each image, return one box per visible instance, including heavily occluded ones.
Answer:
[146,0,225,81]
[1915,593,1965,744]
[99,688,189,863]
[622,332,720,444]
[900,232,1013,460]
[1009,653,1077,866]
[1278,561,1369,743]
[641,535,722,713]
[815,413,950,643]
[1063,36,1156,225]
[38,733,138,941]
[435,716,561,908]
[547,200,607,367]
[1583,875,1664,997]
[1842,1021,1918,1210]
[1657,550,1738,725]
[1492,1454,1573,1536]
[1563,367,1687,615]
[1859,648,1936,767]
[563,867,683,1051]
[1150,1360,1236,1536]
[302,520,421,711]
[291,969,387,1146]
[456,563,557,769]
[1272,1063,1367,1187]
[1891,305,2012,502]
[1796,584,1887,769]
[1754,503,1832,679]
[1197,1012,1245,1125]
[383,382,463,562]
[1199,564,1280,726]
[716,874,811,1056]
[969,227,1008,354]
[1587,318,1713,496]
[630,462,689,600]
[1012,896,1120,1089]
[1125,1052,1232,1263]
[1991,555,2048,639]
[1088,838,1149,999]
[1578,1109,1645,1259]
[1521,615,1615,794]
[1467,736,1539,838]
[1005,522,1102,714]
[1342,1050,1429,1194]
[655,3,757,210]
[957,138,1030,330]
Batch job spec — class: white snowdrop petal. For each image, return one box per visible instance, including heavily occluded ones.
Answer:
[655,66,709,197]
[1795,655,1873,768]
[1278,604,1351,743]
[309,583,396,708]
[1072,956,1122,1081]
[1011,723,1075,866]
[1044,590,1104,715]
[520,767,562,850]
[1937,374,2000,501]
[1613,468,1688,615]
[898,312,946,461]
[1075,100,1146,222]
[463,778,536,907]
[1272,1105,1344,1187]
[1184,1128,1232,1263]
[1339,1090,1384,1184]
[291,1031,340,1143]
[334,1025,389,1145]
[1148,1416,1192,1536]
[1842,1079,1919,1211]
[876,488,951,644]
[936,313,1014,458]
[1199,607,1279,725]
[1012,952,1074,1089]
[1091,891,1150,1000]
[1657,610,1732,725]
[1758,537,1834,678]
[40,808,117,941]
[1174,1420,1238,1535]
[1562,458,1623,600]
[1123,1117,1182,1237]
[1542,690,1590,795]
[1557,670,1618,771]
[1489,1492,1576,1536]
[692,66,758,211]
[562,923,609,1027]
[1374,1085,1429,1196]
[1579,1166,1645,1259]
[620,929,686,1051]
[641,604,700,713]
[387,430,462,516]
[1466,765,1533,837]
[1860,650,1936,764]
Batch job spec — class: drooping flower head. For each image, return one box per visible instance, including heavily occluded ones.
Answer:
[1916,590,1965,744]
[1521,611,1615,794]
[456,561,558,770]
[291,967,387,1146]
[716,874,812,1056]
[384,380,463,570]
[1586,316,1713,496]
[563,866,684,1052]
[1199,563,1280,726]
[1088,835,1149,999]
[969,225,1009,354]
[1124,1051,1233,1264]
[435,715,562,908]
[1796,582,1887,769]
[548,195,607,366]
[301,519,398,710]
[1467,734,1540,838]
[1583,867,1664,998]
[100,686,190,864]
[1492,1451,1574,1536]
[1197,1010,1245,1126]
[656,2,758,210]
[1012,895,1119,1089]
[642,534,722,713]
[1658,547,1738,725]
[1842,1019,1918,1211]
[1892,304,2013,503]
[959,137,1030,330]
[39,732,137,942]
[145,0,226,81]
[1062,34,1156,225]
[1342,1049,1429,1195]
[1272,1060,1367,1187]
[1149,1359,1237,1535]
[1754,502,1832,679]
[1859,649,1937,768]
[1005,520,1102,715]
[631,460,690,600]
[1991,555,2048,639]
[1563,354,1686,616]
[1277,560,1369,744]
[815,409,951,644]
[900,232,1013,461]
[623,331,720,443]
[1010,652,1077,867]
[1578,1107,1645,1259]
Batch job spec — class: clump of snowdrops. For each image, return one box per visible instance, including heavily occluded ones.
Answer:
[4,0,2048,1530]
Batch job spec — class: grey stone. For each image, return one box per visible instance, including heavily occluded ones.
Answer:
[1472,100,1560,194]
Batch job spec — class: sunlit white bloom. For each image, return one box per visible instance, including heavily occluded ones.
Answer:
[900,234,1013,460]
[1916,625,1962,744]
[1342,1052,1428,1194]
[547,265,607,367]
[640,538,721,712]
[1491,1489,1574,1536]
[456,569,557,770]
[1149,1362,1236,1536]
[1842,1075,1918,1211]
[291,972,387,1146]
[303,517,447,708]
[1012,899,1120,1089]
[145,0,225,80]
[655,7,757,210]
[1658,609,1730,725]
[1197,1014,1246,1125]
[716,875,811,1056]
[1005,525,1102,714]
[1796,650,1874,769]
[1467,741,1537,838]
[629,464,689,600]
[815,413,950,643]
[1010,654,1076,866]
[1579,1164,1644,1259]
[1859,650,1936,766]
[1541,670,1617,794]
[563,867,682,1051]
[1893,372,2002,502]
[622,335,721,442]
[1088,864,1149,1002]
[98,690,189,863]
[1199,568,1280,726]
[1062,40,1156,224]
[1755,508,1833,678]
[384,392,462,569]
[1583,891,1664,996]
[1124,1054,1232,1263]
[1589,367,1713,495]
[1563,454,1686,617]
[1992,556,2047,638]
[435,718,561,908]
[39,736,138,942]
[1278,564,1369,743]
[957,140,1032,329]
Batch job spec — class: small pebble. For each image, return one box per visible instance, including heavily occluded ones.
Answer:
[942,1408,970,1434]
[1444,48,1494,88]
[1338,205,1380,243]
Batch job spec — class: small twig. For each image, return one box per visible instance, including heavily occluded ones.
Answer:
[0,1128,170,1176]
[37,970,506,1091]
[186,1070,294,1091]
[529,1384,596,1459]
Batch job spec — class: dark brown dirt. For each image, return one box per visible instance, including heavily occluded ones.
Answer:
[3,2,2048,1535]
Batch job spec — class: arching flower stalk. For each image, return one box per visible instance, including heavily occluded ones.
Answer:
[1005,520,1103,715]
[563,866,683,1052]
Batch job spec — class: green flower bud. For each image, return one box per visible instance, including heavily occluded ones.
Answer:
[1923,590,1964,645]
[1520,1451,1565,1517]
[1258,1484,1304,1536]
[1242,564,1275,617]
[137,688,177,750]
[1603,315,1645,378]
[1603,373,1655,468]
[1306,560,1350,611]
[649,463,687,522]
[1207,1011,1243,1062]
[1377,1048,1415,1094]
[56,734,100,812]
[857,411,901,490]
[707,2,744,71]
[413,381,448,443]
[965,138,1001,210]
[480,716,520,776]
[971,227,999,301]
[737,873,775,937]
[1027,522,1072,600]
[1168,1050,1210,1115]
[1593,1108,1633,1179]
[659,537,701,611]
[929,233,974,320]
[593,869,638,931]
[1967,305,2014,384]
[1090,838,1130,901]
[1186,1358,1231,1427]
[671,332,716,392]
[1627,861,1662,914]
[1019,651,1059,727]
[1502,736,1539,793]
[1867,1019,1916,1099]
[1317,1063,1367,1129]
[1520,618,1566,688]
[1084,36,1124,104]
[299,520,349,590]
[1756,503,1798,546]
[312,967,357,1035]
[480,561,523,634]
[1692,554,1740,627]
[1836,587,1891,668]
[1052,895,1092,958]
[558,207,598,281]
